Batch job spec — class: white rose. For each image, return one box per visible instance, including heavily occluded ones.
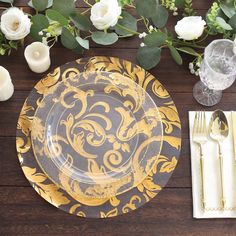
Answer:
[1,7,31,41]
[175,16,206,41]
[90,0,121,30]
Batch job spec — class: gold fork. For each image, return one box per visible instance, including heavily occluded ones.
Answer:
[192,111,208,210]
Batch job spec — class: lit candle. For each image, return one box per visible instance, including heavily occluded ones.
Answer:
[24,42,51,73]
[0,66,14,101]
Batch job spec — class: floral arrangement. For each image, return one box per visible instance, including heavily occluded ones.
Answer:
[0,0,236,74]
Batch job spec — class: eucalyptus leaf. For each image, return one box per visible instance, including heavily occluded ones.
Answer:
[137,46,161,70]
[47,0,53,7]
[61,27,78,49]
[0,0,14,4]
[151,5,169,28]
[118,0,133,6]
[70,13,91,32]
[176,47,199,57]
[168,45,183,65]
[175,0,185,7]
[91,32,118,45]
[32,0,48,12]
[220,1,236,18]
[136,0,157,18]
[114,11,137,36]
[216,17,233,30]
[53,0,75,17]
[30,14,49,41]
[144,31,167,47]
[76,36,89,49]
[29,0,53,8]
[229,13,236,30]
[46,9,68,26]
[72,44,83,54]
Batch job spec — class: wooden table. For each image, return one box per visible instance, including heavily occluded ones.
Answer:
[1,0,236,235]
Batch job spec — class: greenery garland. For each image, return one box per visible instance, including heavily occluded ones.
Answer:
[0,0,236,75]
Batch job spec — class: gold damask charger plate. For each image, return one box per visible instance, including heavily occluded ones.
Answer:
[16,57,181,218]
[31,71,163,199]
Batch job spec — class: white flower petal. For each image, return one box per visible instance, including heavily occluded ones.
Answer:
[90,0,121,30]
[175,16,206,41]
[1,7,31,40]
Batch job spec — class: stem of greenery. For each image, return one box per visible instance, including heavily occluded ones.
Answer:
[83,0,92,7]
[142,17,149,31]
[116,23,140,35]
[81,8,90,15]
[173,40,205,49]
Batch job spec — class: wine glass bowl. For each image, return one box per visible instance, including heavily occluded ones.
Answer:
[193,39,236,106]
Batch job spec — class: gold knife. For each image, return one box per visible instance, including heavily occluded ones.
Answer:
[231,111,236,163]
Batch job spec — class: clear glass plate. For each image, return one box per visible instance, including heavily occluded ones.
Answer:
[31,71,163,198]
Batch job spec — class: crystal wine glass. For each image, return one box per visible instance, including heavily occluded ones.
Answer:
[193,39,236,106]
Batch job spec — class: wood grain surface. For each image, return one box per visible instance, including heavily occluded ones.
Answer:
[1,0,236,235]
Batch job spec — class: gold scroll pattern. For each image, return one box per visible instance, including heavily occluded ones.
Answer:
[31,71,162,199]
[16,57,181,218]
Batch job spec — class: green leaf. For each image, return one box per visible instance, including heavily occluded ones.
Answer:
[216,17,233,30]
[220,2,236,18]
[144,31,167,47]
[229,13,236,30]
[0,32,4,44]
[115,11,137,36]
[72,45,83,54]
[136,0,157,18]
[137,46,161,70]
[9,41,18,49]
[76,36,89,49]
[175,0,185,7]
[0,0,14,4]
[61,27,78,49]
[46,9,68,26]
[70,13,91,32]
[32,0,48,12]
[47,0,53,7]
[29,0,53,8]
[53,0,75,17]
[30,14,49,41]
[168,45,183,65]
[176,47,200,57]
[91,32,118,45]
[151,5,169,28]
[118,0,133,7]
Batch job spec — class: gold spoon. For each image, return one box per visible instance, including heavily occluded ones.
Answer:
[209,110,229,209]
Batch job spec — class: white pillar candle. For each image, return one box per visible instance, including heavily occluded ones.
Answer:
[24,42,51,73]
[0,66,14,101]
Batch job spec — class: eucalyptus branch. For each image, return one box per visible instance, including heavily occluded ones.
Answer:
[81,8,90,15]
[83,0,92,7]
[173,40,205,49]
[195,32,209,43]
[116,23,140,35]
[141,17,149,31]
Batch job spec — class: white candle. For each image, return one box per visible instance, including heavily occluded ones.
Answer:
[0,66,14,101]
[24,42,51,73]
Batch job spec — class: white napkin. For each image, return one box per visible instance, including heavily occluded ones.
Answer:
[189,111,236,218]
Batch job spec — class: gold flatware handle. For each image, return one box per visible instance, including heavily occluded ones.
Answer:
[200,155,206,210]
[219,147,225,209]
[231,112,236,164]
[199,144,206,210]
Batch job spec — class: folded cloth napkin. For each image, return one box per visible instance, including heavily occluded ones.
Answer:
[189,111,236,218]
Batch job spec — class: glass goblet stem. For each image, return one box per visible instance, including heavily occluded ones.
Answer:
[193,81,222,106]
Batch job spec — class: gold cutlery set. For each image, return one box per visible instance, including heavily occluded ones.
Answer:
[193,110,233,211]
